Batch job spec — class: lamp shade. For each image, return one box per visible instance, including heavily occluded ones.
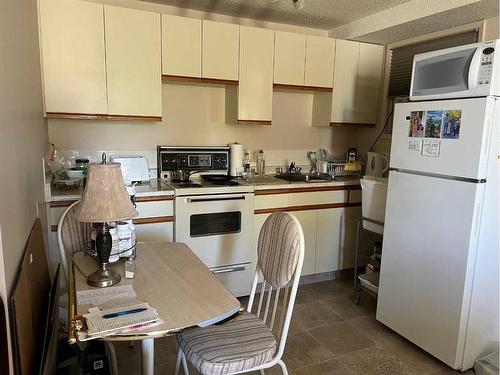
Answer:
[78,163,138,223]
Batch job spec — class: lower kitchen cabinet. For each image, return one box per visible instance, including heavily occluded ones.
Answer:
[254,186,362,277]
[316,206,361,273]
[291,210,317,276]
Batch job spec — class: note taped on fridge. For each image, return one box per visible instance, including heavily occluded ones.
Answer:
[409,140,422,152]
[422,139,441,157]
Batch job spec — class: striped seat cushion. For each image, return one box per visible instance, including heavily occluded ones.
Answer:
[177,312,277,375]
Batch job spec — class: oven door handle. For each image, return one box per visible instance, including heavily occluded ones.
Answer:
[187,196,246,203]
[211,266,246,274]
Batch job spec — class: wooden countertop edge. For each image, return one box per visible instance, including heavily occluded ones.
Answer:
[49,194,174,207]
[255,184,360,195]
[133,216,174,225]
[255,202,361,214]
[237,119,272,125]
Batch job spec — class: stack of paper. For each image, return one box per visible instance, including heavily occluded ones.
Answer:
[83,302,160,339]
[75,285,162,341]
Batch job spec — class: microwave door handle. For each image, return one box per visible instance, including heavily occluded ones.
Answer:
[468,48,482,90]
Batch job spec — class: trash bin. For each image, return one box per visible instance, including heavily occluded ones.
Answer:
[360,176,388,234]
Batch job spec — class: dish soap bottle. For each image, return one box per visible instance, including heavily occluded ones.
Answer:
[256,150,265,175]
[243,151,251,174]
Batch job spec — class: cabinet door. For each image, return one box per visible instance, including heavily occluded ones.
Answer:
[316,208,345,273]
[105,5,162,117]
[305,36,335,88]
[238,26,274,124]
[202,20,239,81]
[162,15,201,78]
[39,0,107,115]
[292,210,317,276]
[343,206,362,269]
[273,31,306,86]
[356,43,385,124]
[135,222,173,242]
[331,39,360,124]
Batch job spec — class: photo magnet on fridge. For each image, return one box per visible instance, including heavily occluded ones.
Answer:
[442,110,462,139]
[409,111,425,137]
[424,110,443,138]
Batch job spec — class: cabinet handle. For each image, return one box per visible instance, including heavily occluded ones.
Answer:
[187,196,246,203]
[212,266,246,274]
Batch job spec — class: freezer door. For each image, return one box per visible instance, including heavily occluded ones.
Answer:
[391,97,495,180]
[377,171,484,369]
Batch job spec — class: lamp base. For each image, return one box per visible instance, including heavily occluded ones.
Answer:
[87,263,121,288]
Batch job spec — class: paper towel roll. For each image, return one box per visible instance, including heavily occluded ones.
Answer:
[229,143,244,176]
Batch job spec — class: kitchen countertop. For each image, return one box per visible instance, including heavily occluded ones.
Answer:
[47,178,174,202]
[48,175,360,202]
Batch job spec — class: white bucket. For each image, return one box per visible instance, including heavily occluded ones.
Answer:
[360,176,388,234]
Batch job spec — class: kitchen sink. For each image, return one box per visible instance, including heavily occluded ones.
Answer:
[274,174,332,182]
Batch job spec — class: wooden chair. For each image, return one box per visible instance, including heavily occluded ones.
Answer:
[174,212,305,375]
[57,201,118,375]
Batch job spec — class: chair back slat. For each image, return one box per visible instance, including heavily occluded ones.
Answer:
[269,287,280,330]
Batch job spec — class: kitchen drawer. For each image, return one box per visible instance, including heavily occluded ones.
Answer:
[255,194,288,210]
[135,200,173,218]
[286,190,348,206]
[135,221,173,242]
[211,262,256,297]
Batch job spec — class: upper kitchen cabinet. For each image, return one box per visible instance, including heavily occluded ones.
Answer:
[329,40,385,127]
[273,31,306,87]
[238,26,274,125]
[162,15,202,79]
[38,0,107,117]
[105,6,162,119]
[305,35,335,89]
[356,43,385,124]
[202,20,239,82]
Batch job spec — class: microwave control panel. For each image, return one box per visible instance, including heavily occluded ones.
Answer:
[478,46,495,85]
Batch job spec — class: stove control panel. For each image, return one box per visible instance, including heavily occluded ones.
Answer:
[157,146,230,175]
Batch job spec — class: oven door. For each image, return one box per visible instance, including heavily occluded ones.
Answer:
[410,45,480,100]
[175,193,255,268]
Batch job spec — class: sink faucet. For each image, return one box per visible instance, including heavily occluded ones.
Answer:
[288,162,297,174]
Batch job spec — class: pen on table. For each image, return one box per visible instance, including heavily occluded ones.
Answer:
[102,307,147,319]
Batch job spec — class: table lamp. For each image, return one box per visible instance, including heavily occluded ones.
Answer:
[78,155,138,287]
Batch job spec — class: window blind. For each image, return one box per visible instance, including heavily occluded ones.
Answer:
[388,30,479,97]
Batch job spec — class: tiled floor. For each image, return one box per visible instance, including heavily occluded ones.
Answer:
[115,274,475,374]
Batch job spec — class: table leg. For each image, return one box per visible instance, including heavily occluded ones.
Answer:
[141,339,155,375]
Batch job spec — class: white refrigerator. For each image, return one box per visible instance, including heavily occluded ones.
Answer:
[377,96,499,370]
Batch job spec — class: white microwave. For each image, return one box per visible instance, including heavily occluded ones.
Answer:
[410,39,499,101]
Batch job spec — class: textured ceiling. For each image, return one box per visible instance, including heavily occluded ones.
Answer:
[357,0,499,44]
[141,0,412,30]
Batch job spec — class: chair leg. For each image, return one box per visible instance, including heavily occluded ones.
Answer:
[260,370,265,375]
[174,349,182,375]
[104,341,118,375]
[277,360,289,375]
[181,350,190,375]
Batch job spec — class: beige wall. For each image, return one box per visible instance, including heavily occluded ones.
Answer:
[49,84,353,152]
[0,0,48,372]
